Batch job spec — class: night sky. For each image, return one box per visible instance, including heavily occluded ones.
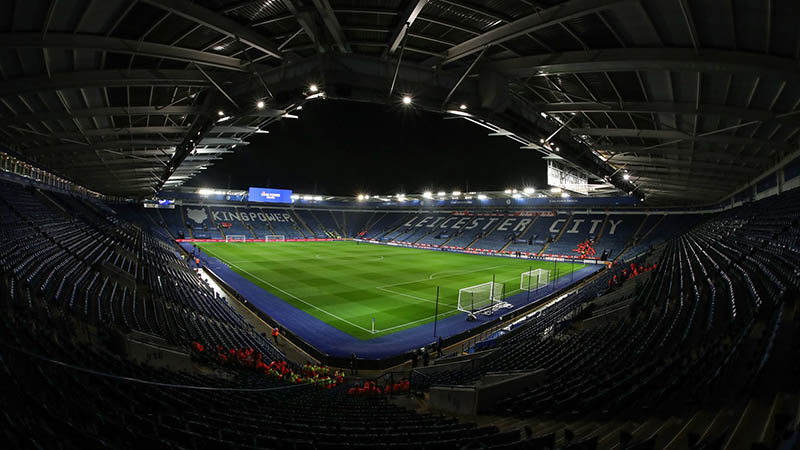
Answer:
[187,100,548,196]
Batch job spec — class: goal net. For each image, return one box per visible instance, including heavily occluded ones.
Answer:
[225,235,247,242]
[457,281,509,315]
[265,235,286,242]
[520,269,551,291]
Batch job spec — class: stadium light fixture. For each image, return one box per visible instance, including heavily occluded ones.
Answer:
[452,191,461,196]
[459,104,467,110]
[256,100,265,109]
[504,189,512,194]
[437,191,446,197]
[402,95,412,105]
[550,187,562,193]
[523,187,535,194]
[512,189,518,194]
[561,192,570,198]
[512,193,522,199]
[477,194,488,200]
[217,110,224,116]
[282,113,299,119]
[296,106,303,110]
[357,194,365,201]
[623,173,631,180]
[422,191,433,199]
[309,84,319,93]
[313,196,323,201]
[213,45,225,51]
[198,188,214,196]
[216,116,231,123]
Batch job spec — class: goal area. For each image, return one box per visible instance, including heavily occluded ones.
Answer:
[520,269,550,291]
[457,281,510,315]
[225,235,247,242]
[265,235,286,242]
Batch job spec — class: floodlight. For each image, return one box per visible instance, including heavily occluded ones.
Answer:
[437,191,446,196]
[512,193,522,199]
[561,193,570,198]
[523,187,535,194]
[550,187,561,193]
[296,106,303,110]
[423,191,433,198]
[459,104,467,110]
[309,84,319,93]
[217,110,224,116]
[198,188,214,196]
[477,194,488,200]
[623,173,631,180]
[452,191,461,196]
[213,45,225,51]
[402,96,412,105]
[314,196,322,201]
[256,100,265,109]
[504,189,512,194]
[357,194,365,201]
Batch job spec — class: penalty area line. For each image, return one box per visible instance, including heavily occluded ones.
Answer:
[201,247,373,334]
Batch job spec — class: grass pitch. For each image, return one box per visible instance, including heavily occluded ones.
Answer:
[196,241,586,340]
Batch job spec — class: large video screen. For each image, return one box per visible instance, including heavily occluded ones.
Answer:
[248,187,293,203]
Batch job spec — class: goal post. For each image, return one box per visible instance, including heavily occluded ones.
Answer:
[225,235,248,242]
[264,235,286,242]
[457,281,505,314]
[520,269,551,291]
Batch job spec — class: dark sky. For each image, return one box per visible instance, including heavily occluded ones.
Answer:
[187,100,548,196]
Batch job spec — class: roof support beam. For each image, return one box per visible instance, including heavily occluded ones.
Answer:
[442,0,632,64]
[25,138,247,154]
[491,48,800,81]
[541,101,800,127]
[0,70,214,98]
[0,33,250,71]
[281,0,322,53]
[0,106,207,128]
[140,0,283,59]
[386,0,429,56]
[311,0,351,53]
[573,128,791,150]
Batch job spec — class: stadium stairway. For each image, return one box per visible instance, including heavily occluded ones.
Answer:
[290,208,315,237]
[593,214,610,242]
[552,213,574,244]
[179,204,193,239]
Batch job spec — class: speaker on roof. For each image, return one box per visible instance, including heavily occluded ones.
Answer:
[478,70,509,113]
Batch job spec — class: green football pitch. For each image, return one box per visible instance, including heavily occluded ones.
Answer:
[196,241,586,340]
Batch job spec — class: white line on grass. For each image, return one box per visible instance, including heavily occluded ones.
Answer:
[375,286,459,310]
[376,264,506,289]
[201,247,373,334]
[375,309,462,333]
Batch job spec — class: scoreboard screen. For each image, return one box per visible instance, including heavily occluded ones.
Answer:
[248,187,293,203]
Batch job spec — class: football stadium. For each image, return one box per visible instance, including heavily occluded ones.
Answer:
[1,1,799,449]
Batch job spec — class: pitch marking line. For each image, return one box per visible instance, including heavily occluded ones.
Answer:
[375,286,459,310]
[202,247,373,334]
[374,309,462,334]
[375,264,506,289]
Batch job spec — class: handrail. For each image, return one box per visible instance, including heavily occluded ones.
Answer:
[1,341,320,392]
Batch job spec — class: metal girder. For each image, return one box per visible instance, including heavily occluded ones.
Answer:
[573,128,791,150]
[634,177,733,191]
[386,0,429,56]
[13,127,191,141]
[281,0,322,53]
[594,145,766,164]
[0,106,205,128]
[541,102,800,127]
[25,138,247,154]
[491,48,800,81]
[0,70,215,98]
[140,0,283,60]
[442,0,633,64]
[609,156,760,174]
[311,0,351,53]
[0,33,250,71]
[211,126,260,133]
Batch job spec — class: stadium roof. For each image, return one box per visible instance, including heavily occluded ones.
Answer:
[0,0,797,203]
